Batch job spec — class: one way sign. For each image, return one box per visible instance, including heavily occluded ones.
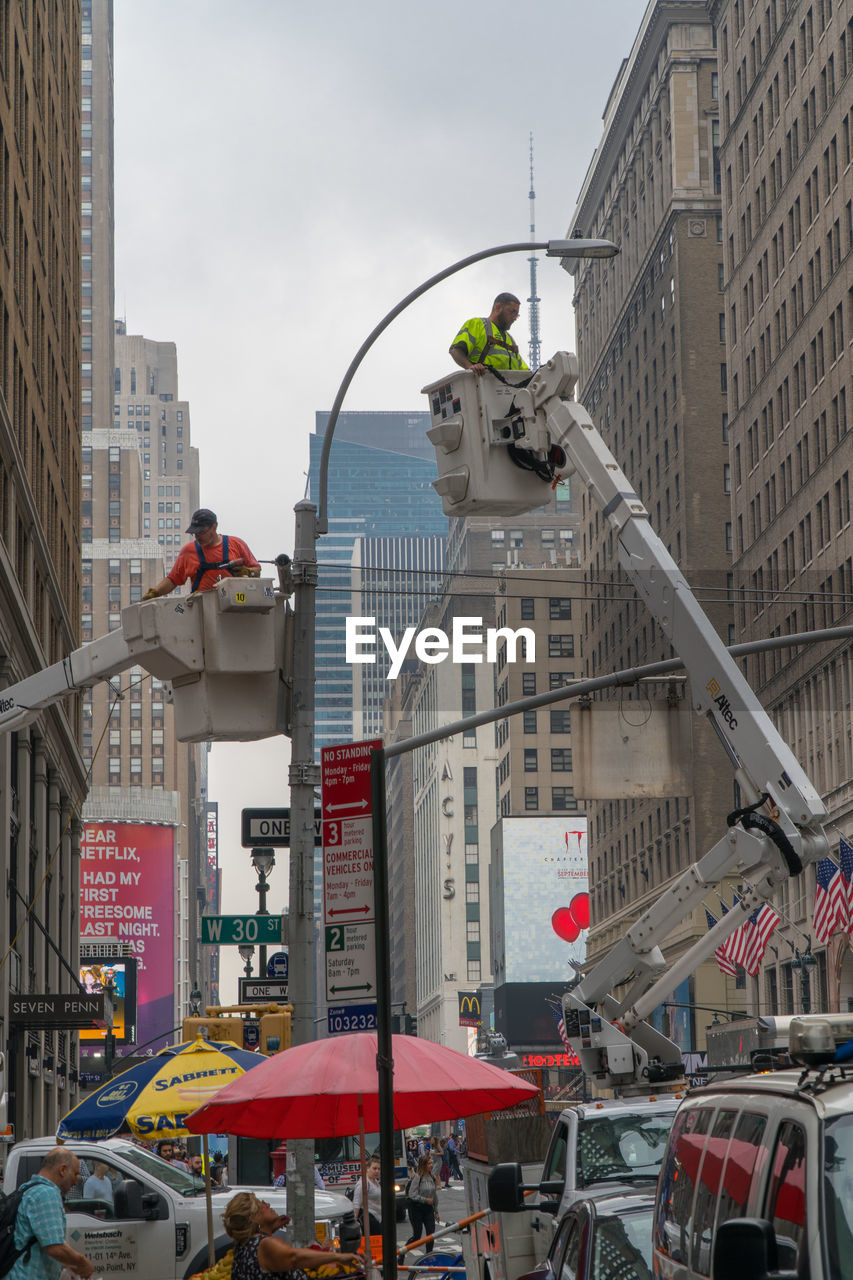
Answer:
[241,807,322,848]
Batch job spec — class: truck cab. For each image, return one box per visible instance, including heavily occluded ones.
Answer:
[464,1093,680,1280]
[5,1136,353,1280]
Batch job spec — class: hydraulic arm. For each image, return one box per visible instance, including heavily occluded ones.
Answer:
[427,351,830,1090]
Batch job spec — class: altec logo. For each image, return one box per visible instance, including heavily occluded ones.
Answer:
[0,696,14,714]
[346,616,535,680]
[705,676,738,729]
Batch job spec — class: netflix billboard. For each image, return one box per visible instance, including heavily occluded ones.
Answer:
[79,823,176,1057]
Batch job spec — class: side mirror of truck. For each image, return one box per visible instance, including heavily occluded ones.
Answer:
[488,1163,525,1213]
[114,1179,145,1219]
[712,1218,798,1280]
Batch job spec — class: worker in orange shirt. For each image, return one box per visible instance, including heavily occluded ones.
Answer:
[143,508,261,599]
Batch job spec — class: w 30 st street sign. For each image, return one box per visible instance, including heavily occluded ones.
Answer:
[201,915,283,945]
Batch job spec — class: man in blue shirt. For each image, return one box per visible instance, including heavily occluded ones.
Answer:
[11,1147,94,1280]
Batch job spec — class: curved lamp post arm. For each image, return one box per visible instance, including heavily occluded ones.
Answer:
[316,237,617,533]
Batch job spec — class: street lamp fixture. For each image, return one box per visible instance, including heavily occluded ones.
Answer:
[251,847,276,879]
[237,944,254,978]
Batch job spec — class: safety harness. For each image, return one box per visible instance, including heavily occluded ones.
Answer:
[476,318,524,368]
[191,534,233,593]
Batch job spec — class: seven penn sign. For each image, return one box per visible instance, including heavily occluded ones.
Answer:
[10,993,112,1028]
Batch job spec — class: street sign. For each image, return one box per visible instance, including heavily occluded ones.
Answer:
[9,993,112,1029]
[327,1003,377,1036]
[201,915,283,945]
[243,1021,261,1050]
[321,739,381,1008]
[267,951,289,980]
[238,978,290,1003]
[241,807,322,848]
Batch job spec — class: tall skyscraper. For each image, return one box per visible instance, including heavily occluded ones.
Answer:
[1,0,86,1135]
[309,411,448,755]
[709,0,853,1012]
[80,0,212,1062]
[567,1,735,1051]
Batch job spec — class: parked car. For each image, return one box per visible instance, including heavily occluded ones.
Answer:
[517,1190,654,1280]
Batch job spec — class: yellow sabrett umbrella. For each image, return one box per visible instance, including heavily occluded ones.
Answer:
[58,1035,266,1265]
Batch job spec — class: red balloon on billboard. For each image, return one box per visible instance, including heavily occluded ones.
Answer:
[569,892,590,930]
[551,907,581,942]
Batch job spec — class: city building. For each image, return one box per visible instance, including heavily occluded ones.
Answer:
[709,0,853,1012]
[79,324,210,1067]
[309,411,448,756]
[393,583,500,1051]
[566,0,737,1056]
[0,0,86,1137]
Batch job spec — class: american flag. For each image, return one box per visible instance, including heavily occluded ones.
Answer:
[705,907,737,976]
[740,902,780,976]
[839,838,853,931]
[550,1003,572,1053]
[721,894,750,970]
[813,857,846,944]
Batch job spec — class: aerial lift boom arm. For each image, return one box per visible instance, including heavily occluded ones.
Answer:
[508,353,829,1088]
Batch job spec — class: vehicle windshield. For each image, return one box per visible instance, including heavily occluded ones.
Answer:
[822,1115,853,1267]
[113,1142,200,1195]
[592,1205,654,1280]
[577,1111,675,1188]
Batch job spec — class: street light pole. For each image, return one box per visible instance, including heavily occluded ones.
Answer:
[287,499,320,1245]
[251,847,276,977]
[304,236,617,1262]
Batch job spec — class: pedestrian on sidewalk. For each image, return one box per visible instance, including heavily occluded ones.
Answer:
[438,1140,451,1189]
[406,1155,439,1244]
[352,1157,382,1237]
[446,1134,462,1180]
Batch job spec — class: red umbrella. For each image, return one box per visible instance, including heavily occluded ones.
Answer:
[185,1031,538,1137]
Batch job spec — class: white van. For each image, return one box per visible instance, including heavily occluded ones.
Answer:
[653,1014,853,1280]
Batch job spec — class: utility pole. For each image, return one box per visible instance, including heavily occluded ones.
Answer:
[287,500,319,1243]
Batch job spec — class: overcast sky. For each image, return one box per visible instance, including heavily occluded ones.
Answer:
[113,0,648,1001]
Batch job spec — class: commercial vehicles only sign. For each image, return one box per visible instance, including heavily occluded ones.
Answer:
[321,739,381,1028]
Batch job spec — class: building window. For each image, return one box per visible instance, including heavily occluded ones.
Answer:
[552,786,579,812]
[508,530,524,548]
[550,709,571,734]
[466,882,480,903]
[548,634,574,658]
[523,710,537,734]
[522,673,536,695]
[549,598,572,619]
[551,748,573,772]
[520,598,535,620]
[524,749,538,772]
[490,529,505,545]
[524,787,539,811]
[549,672,572,690]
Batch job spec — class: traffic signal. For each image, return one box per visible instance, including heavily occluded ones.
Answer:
[260,1010,291,1054]
[182,1015,245,1045]
[423,369,553,517]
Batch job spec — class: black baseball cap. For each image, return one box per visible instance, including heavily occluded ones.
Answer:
[186,508,217,534]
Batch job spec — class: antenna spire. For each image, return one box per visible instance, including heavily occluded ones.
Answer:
[527,133,541,370]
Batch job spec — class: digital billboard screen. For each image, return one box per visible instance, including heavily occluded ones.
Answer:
[79,823,176,1057]
[78,957,138,1044]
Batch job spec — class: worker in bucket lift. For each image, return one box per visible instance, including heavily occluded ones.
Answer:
[142,508,261,598]
[449,293,529,375]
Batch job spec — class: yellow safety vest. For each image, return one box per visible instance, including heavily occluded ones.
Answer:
[451,317,529,370]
